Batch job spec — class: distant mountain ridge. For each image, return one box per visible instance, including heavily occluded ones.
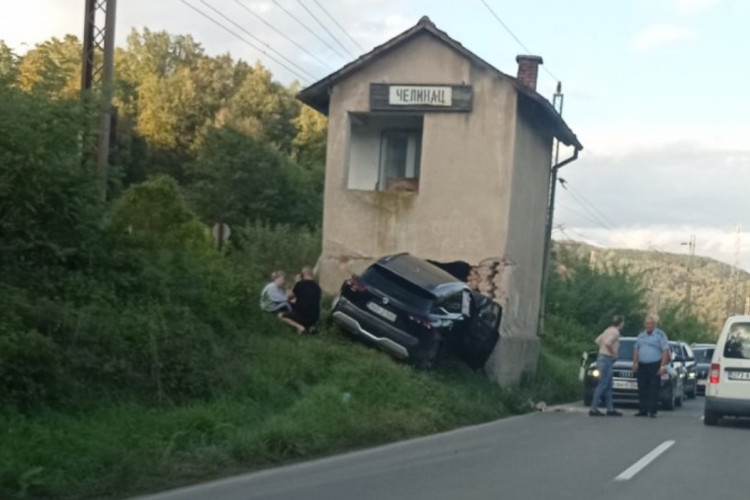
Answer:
[555,240,750,331]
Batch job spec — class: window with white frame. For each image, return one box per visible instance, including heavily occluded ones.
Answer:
[348,113,423,192]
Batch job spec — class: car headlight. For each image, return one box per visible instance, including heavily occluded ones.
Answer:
[688,372,696,379]
[588,369,601,378]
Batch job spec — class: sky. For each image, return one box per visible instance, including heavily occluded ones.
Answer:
[3,0,750,268]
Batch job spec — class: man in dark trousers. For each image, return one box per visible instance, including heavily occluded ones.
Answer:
[279,266,322,335]
[633,314,671,418]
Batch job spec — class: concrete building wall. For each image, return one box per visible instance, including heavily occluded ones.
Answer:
[484,102,554,384]
[318,33,518,294]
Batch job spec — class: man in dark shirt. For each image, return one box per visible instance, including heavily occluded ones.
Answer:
[279,266,322,334]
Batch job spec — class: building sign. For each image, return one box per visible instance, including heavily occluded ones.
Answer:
[370,83,472,112]
[389,86,452,107]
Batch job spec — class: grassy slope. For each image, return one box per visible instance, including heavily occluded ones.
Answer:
[0,316,579,500]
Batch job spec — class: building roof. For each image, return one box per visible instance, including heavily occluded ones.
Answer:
[297,16,582,150]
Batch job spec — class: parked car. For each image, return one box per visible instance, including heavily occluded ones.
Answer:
[704,316,750,425]
[331,253,502,369]
[691,344,715,395]
[670,340,697,399]
[581,337,684,410]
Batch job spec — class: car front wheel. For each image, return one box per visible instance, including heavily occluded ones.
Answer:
[413,332,442,370]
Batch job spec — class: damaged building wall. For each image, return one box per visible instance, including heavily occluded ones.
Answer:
[484,100,554,385]
[317,32,518,294]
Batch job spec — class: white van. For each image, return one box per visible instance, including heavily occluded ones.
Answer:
[704,316,750,425]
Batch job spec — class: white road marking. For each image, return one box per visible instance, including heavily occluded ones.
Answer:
[615,440,676,481]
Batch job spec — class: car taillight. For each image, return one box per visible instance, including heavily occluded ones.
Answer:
[409,315,432,330]
[345,276,366,293]
[709,363,720,384]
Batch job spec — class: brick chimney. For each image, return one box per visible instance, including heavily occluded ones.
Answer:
[516,55,543,91]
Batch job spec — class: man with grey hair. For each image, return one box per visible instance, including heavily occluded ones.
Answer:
[633,313,671,418]
[260,270,291,314]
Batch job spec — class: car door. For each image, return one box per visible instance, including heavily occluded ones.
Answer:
[459,292,502,370]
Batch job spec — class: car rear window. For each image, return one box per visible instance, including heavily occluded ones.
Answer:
[360,266,433,313]
[693,348,714,363]
[724,323,750,360]
[618,340,635,360]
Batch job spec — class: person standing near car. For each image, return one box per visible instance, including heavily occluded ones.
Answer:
[279,267,322,335]
[590,315,625,417]
[633,314,670,418]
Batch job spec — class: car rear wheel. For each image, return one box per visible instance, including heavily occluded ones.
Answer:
[704,410,720,426]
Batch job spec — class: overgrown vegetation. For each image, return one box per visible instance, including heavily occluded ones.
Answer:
[0,31,721,500]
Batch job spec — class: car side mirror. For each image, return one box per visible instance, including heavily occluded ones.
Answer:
[674,356,685,363]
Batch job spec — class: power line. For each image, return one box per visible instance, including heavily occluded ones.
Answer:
[558,179,615,231]
[294,0,357,59]
[271,0,347,60]
[562,180,618,229]
[558,200,609,229]
[478,0,560,83]
[310,0,365,52]
[231,0,335,71]
[189,0,316,82]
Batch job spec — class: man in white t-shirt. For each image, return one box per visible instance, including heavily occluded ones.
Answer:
[590,315,626,417]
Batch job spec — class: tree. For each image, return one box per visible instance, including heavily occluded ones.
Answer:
[186,127,321,230]
[222,63,300,154]
[0,41,18,87]
[292,104,327,192]
[17,35,81,99]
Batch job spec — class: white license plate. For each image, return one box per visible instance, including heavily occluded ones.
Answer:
[697,380,707,386]
[613,380,638,390]
[728,371,750,381]
[366,302,397,322]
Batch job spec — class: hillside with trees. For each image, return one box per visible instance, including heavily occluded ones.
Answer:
[555,240,749,335]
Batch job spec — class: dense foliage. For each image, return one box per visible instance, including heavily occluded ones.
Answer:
[544,244,716,358]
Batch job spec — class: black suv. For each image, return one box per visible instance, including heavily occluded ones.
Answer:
[691,343,715,395]
[331,253,502,369]
[581,337,684,410]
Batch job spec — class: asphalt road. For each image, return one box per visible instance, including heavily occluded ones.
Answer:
[137,398,748,500]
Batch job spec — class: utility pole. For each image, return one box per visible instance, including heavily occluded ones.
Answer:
[81,0,117,198]
[681,234,696,311]
[537,82,564,336]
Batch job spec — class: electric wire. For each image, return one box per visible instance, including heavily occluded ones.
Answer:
[311,0,365,52]
[231,0,335,71]
[271,0,348,60]
[178,0,311,83]
[294,0,357,58]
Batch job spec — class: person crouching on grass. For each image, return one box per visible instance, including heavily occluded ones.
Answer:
[589,315,625,417]
[279,267,322,335]
[260,270,291,314]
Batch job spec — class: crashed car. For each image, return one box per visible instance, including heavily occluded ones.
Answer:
[580,337,684,410]
[331,253,501,369]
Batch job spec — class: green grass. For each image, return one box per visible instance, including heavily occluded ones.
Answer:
[0,321,579,500]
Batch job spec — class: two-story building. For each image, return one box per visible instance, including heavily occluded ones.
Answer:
[298,16,582,385]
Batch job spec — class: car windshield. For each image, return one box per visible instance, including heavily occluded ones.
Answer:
[724,323,750,360]
[618,339,636,361]
[693,348,714,363]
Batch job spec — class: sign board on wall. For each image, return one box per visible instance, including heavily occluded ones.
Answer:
[370,83,472,112]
